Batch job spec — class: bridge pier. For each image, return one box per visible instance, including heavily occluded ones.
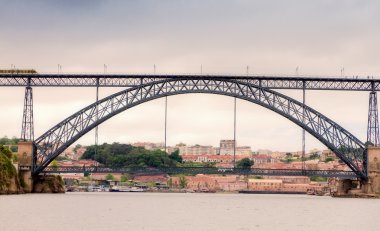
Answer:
[17,141,65,193]
[333,146,380,197]
[17,141,34,193]
[361,146,380,194]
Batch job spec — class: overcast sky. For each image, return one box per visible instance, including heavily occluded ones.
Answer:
[0,0,379,152]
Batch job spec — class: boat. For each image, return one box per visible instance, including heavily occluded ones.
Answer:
[130,187,146,192]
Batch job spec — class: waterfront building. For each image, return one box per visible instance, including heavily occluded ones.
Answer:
[181,154,248,164]
[264,176,311,184]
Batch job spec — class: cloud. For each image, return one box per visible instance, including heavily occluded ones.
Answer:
[0,0,379,151]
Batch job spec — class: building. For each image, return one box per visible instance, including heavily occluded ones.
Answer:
[219,140,235,155]
[170,175,247,192]
[264,176,310,184]
[219,140,252,156]
[248,179,283,191]
[252,154,272,165]
[320,149,336,162]
[178,144,216,155]
[248,179,327,193]
[236,146,252,156]
[132,142,164,150]
[181,154,249,164]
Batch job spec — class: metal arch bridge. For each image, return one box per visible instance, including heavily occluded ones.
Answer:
[1,73,379,181]
[31,77,368,179]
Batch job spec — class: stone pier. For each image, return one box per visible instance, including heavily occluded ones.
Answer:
[17,141,34,193]
[334,146,380,197]
[361,146,380,194]
[17,141,65,193]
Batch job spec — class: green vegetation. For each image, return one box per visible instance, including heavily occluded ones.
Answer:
[106,173,114,181]
[167,178,173,187]
[55,155,70,161]
[309,152,320,160]
[51,160,59,170]
[0,145,13,159]
[236,158,254,169]
[73,144,82,153]
[12,153,18,163]
[324,157,334,163]
[168,150,182,163]
[0,145,20,193]
[179,175,188,188]
[0,136,19,152]
[120,174,130,182]
[0,136,20,145]
[310,176,328,182]
[81,143,182,168]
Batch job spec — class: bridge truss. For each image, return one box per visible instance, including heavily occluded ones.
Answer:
[32,78,367,179]
[0,74,378,180]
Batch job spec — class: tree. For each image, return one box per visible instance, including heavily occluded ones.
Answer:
[120,174,130,182]
[169,150,182,163]
[80,143,177,168]
[106,173,114,181]
[167,178,173,188]
[12,153,18,163]
[237,158,254,169]
[325,157,334,163]
[51,160,59,170]
[0,145,12,159]
[179,175,187,189]
[309,152,319,160]
[0,136,20,145]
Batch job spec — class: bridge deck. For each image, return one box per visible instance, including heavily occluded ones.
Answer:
[41,166,357,178]
[0,74,379,91]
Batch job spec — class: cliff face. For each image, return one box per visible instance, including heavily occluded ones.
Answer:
[0,152,23,194]
[33,175,65,193]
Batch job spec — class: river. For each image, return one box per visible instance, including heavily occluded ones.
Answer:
[0,192,379,231]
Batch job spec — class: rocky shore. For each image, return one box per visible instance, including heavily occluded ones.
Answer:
[1,145,65,194]
[33,175,65,193]
[0,148,23,194]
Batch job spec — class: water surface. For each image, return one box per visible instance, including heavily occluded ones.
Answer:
[0,192,379,231]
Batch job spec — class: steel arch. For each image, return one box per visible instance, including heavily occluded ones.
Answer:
[32,78,367,179]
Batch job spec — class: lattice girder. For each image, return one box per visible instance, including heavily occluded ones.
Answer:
[33,78,366,179]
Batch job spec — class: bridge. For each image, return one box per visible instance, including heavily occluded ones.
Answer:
[1,73,380,188]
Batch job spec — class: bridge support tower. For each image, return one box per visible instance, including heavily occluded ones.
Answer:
[367,90,379,146]
[17,141,34,193]
[21,80,34,141]
[361,146,380,194]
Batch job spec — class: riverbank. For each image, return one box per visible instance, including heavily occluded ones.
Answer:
[0,148,23,194]
[1,145,65,194]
